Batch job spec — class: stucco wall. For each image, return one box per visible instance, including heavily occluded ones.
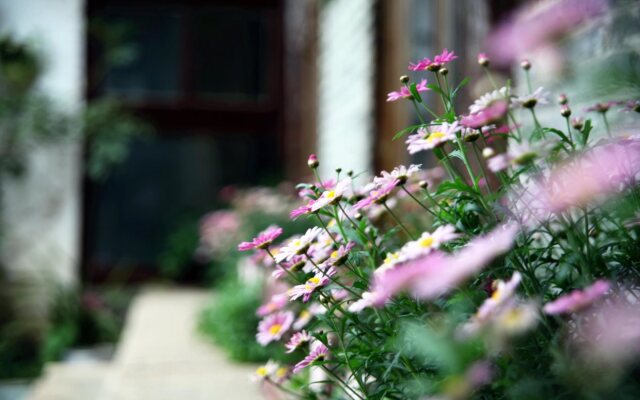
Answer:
[0,0,84,294]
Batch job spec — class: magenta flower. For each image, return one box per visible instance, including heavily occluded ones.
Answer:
[543,280,610,315]
[256,293,289,317]
[290,200,315,220]
[238,225,283,251]
[285,330,313,353]
[387,79,428,102]
[292,342,329,374]
[621,99,640,113]
[354,180,399,210]
[585,101,621,113]
[374,223,519,301]
[409,49,457,71]
[256,311,294,346]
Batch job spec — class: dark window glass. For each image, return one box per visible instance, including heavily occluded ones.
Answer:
[89,132,279,269]
[192,6,269,101]
[102,7,184,101]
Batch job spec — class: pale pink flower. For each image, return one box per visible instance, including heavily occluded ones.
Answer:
[256,311,294,346]
[256,293,289,317]
[285,330,313,353]
[476,272,522,321]
[311,178,352,212]
[292,309,313,331]
[386,79,429,102]
[469,87,509,114]
[487,154,511,173]
[374,223,519,301]
[272,255,307,279]
[238,225,283,251]
[373,164,422,187]
[251,360,279,382]
[289,268,336,302]
[511,87,550,109]
[292,342,329,374]
[354,180,399,210]
[406,122,459,154]
[321,242,356,268]
[348,290,389,313]
[461,101,509,129]
[275,227,323,262]
[400,225,459,260]
[543,280,610,315]
[510,138,640,225]
[486,0,608,66]
[585,100,621,113]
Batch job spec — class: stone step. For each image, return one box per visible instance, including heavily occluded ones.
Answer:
[27,362,111,400]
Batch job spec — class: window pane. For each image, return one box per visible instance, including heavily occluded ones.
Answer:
[192,6,269,101]
[101,7,183,101]
[88,132,280,271]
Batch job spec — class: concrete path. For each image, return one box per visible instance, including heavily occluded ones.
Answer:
[29,288,262,400]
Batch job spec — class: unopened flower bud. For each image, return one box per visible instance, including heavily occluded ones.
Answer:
[399,75,409,84]
[571,117,584,130]
[418,180,429,189]
[307,154,319,169]
[477,53,490,67]
[482,147,495,159]
[347,170,354,177]
[560,105,571,117]
[335,168,342,174]
[438,67,448,76]
[309,184,317,191]
[354,212,363,221]
[327,332,340,348]
[520,59,531,70]
[557,93,568,105]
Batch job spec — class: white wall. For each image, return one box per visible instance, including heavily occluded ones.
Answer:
[317,0,375,181]
[0,0,84,294]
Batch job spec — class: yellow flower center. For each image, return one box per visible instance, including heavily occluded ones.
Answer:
[269,324,283,335]
[330,250,339,259]
[256,367,268,377]
[427,131,446,144]
[292,239,303,248]
[276,368,287,378]
[298,310,311,320]
[326,190,336,199]
[500,308,524,329]
[384,252,400,265]
[305,277,321,291]
[418,236,434,248]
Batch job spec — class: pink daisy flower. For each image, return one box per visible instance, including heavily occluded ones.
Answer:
[285,330,313,353]
[290,200,315,220]
[292,342,329,374]
[321,242,356,268]
[408,49,457,71]
[272,255,307,279]
[511,87,550,109]
[289,268,336,302]
[543,280,610,315]
[348,290,389,313]
[275,227,323,263]
[256,311,294,346]
[400,225,459,260]
[292,304,325,330]
[256,293,289,317]
[476,272,522,321]
[354,180,399,210]
[238,225,283,251]
[373,164,422,187]
[461,101,509,129]
[387,79,429,102]
[374,223,519,301]
[406,122,459,154]
[311,178,352,212]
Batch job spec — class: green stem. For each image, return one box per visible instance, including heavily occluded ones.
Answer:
[382,201,415,240]
[401,185,437,217]
[601,112,612,138]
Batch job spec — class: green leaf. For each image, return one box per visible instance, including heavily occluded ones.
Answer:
[409,83,423,103]
[581,119,593,145]
[426,84,446,96]
[392,124,424,141]
[543,128,573,147]
[451,77,470,100]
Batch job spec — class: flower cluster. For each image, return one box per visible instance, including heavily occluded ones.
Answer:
[238,49,640,399]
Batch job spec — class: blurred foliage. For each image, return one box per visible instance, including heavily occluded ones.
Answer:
[199,280,295,364]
